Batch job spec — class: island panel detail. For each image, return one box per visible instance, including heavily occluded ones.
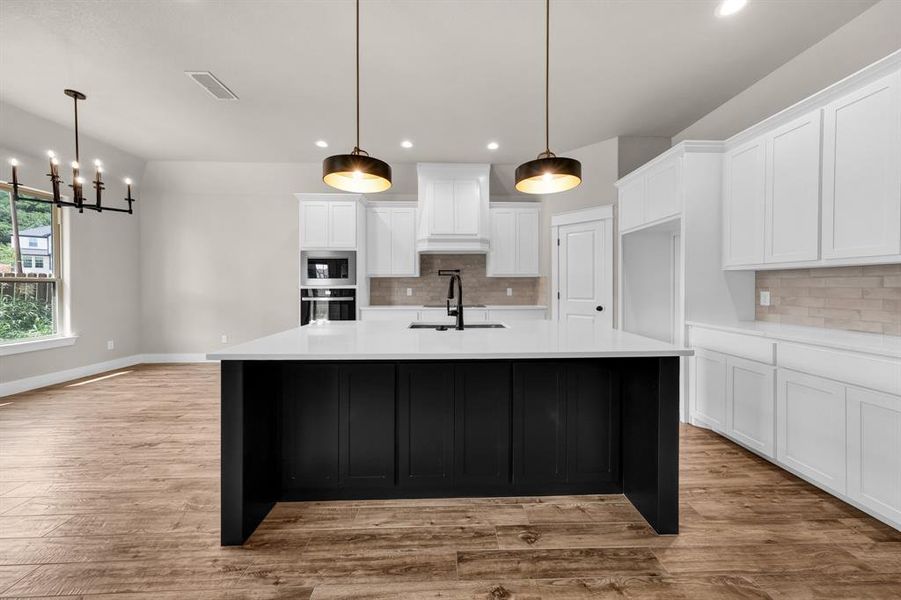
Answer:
[221,357,679,545]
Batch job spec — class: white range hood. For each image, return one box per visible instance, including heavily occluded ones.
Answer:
[416,163,490,253]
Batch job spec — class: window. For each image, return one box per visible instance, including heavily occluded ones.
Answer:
[0,185,62,343]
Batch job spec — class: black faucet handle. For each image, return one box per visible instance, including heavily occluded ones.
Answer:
[438,269,461,276]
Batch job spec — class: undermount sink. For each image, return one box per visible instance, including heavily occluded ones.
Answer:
[409,322,507,330]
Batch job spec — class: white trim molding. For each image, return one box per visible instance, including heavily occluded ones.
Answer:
[550,205,614,228]
[0,335,78,356]
[0,353,220,397]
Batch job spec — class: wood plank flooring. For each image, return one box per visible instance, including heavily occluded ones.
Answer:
[1,363,899,599]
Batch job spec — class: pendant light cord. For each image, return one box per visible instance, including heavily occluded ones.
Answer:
[355,0,361,154]
[73,95,80,163]
[545,0,549,156]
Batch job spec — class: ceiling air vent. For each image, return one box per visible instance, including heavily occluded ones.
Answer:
[185,71,238,100]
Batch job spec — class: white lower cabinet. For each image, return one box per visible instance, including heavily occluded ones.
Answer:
[847,386,901,524]
[726,355,775,458]
[777,369,847,495]
[691,349,727,433]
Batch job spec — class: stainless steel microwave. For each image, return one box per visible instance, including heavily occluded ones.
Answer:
[300,250,356,287]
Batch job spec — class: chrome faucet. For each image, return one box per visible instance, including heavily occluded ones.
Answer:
[438,269,464,330]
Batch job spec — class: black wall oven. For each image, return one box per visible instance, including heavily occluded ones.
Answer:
[301,250,356,287]
[301,288,356,325]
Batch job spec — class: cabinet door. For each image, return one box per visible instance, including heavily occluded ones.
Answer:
[430,180,456,235]
[367,207,392,276]
[398,364,455,489]
[692,350,727,432]
[566,362,618,484]
[513,363,567,484]
[618,178,644,232]
[301,201,330,248]
[645,158,681,223]
[765,110,822,264]
[726,356,775,458]
[822,72,901,260]
[454,180,481,235]
[723,140,766,267]
[390,208,417,276]
[488,209,516,275]
[847,386,901,524]
[281,364,340,490]
[329,202,357,248]
[515,208,540,275]
[777,369,846,494]
[339,365,395,488]
[454,362,511,486]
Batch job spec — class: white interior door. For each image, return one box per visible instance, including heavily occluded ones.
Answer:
[558,220,612,327]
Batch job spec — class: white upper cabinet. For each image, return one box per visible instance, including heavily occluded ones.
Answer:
[765,110,822,264]
[617,177,644,232]
[645,158,681,223]
[721,55,901,270]
[300,197,359,250]
[822,71,901,261]
[487,203,540,277]
[367,204,418,277]
[616,154,682,233]
[417,163,490,253]
[722,139,766,267]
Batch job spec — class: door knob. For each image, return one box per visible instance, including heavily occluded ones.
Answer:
[595,305,604,312]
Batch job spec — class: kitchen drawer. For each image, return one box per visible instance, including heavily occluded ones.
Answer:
[689,327,775,365]
[778,342,901,397]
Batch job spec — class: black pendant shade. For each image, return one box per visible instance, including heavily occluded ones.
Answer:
[515,0,582,195]
[323,152,392,194]
[322,0,391,194]
[515,155,581,195]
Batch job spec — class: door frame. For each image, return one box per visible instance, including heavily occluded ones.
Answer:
[551,205,614,322]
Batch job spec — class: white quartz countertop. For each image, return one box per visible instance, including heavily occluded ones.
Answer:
[686,320,901,359]
[208,320,691,361]
[361,305,548,310]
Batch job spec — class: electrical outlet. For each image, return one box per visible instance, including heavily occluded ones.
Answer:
[759,290,771,307]
[106,340,114,350]
[406,288,412,297]
[221,334,228,344]
[506,288,513,297]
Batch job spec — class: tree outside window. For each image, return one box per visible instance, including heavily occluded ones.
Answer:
[1,186,61,342]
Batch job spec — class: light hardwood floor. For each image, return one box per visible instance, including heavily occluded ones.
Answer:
[1,363,900,599]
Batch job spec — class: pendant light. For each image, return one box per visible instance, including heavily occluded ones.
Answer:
[322,0,392,193]
[515,0,581,195]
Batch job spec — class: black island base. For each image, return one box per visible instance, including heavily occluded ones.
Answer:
[221,357,679,545]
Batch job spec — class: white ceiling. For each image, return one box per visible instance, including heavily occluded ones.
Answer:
[0,0,876,163]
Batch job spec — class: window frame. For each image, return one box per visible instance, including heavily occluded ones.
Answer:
[0,181,67,348]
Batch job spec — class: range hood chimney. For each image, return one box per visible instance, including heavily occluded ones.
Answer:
[416,163,490,254]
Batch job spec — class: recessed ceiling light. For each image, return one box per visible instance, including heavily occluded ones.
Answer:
[487,142,499,150]
[716,0,747,17]
[315,140,329,148]
[401,140,413,149]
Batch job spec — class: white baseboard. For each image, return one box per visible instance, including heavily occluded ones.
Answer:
[1,353,219,397]
[138,353,215,364]
[0,355,142,397]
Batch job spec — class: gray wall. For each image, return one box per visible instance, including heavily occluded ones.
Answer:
[674,0,901,142]
[0,102,145,383]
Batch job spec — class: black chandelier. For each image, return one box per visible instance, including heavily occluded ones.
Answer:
[6,89,136,214]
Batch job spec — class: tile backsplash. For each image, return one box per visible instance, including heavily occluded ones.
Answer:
[369,254,543,306]
[756,265,901,335]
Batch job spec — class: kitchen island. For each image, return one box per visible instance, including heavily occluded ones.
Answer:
[208,320,692,545]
